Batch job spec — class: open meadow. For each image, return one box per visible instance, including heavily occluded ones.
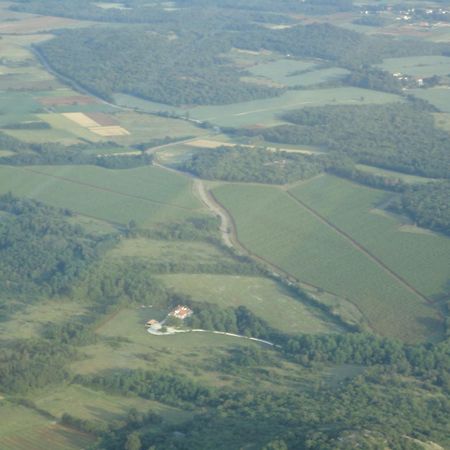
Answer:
[0,165,205,227]
[212,181,443,342]
[159,273,343,335]
[115,87,401,128]
[246,58,349,88]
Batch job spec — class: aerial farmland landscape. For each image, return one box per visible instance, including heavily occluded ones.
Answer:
[0,0,449,449]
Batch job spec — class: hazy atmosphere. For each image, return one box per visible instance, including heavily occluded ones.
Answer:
[0,0,449,449]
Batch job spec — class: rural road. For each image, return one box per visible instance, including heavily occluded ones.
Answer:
[193,179,234,248]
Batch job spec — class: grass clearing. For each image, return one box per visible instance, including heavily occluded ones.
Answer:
[75,307,260,386]
[0,403,94,450]
[112,111,203,145]
[409,87,450,112]
[0,165,204,227]
[377,55,450,77]
[248,59,349,87]
[159,273,343,334]
[108,238,231,266]
[114,87,400,128]
[213,182,442,342]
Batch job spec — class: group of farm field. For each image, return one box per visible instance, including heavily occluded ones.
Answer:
[212,175,449,343]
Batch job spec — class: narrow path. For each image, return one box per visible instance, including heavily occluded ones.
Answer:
[284,190,435,307]
[147,327,280,347]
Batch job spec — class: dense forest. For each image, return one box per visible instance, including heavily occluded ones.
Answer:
[0,193,115,297]
[391,182,450,236]
[37,27,281,105]
[181,146,324,184]
[0,134,154,169]
[255,103,450,178]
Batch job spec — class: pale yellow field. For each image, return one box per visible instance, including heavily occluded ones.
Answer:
[189,139,236,149]
[62,112,100,127]
[62,112,130,136]
[90,125,130,136]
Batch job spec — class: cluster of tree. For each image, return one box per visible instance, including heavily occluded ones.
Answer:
[183,302,276,340]
[233,23,446,69]
[141,216,220,241]
[72,260,170,312]
[0,141,153,169]
[256,103,450,178]
[86,354,450,449]
[77,369,212,408]
[0,339,74,393]
[181,146,325,184]
[390,182,450,235]
[37,28,281,106]
[328,159,408,192]
[2,121,51,130]
[344,66,403,94]
[282,333,450,390]
[0,131,29,152]
[0,193,116,297]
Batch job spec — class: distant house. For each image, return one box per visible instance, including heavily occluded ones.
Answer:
[169,305,193,320]
[145,319,159,328]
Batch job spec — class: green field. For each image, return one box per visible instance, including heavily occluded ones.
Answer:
[115,87,401,128]
[111,111,203,145]
[0,403,94,450]
[409,87,450,112]
[159,274,342,334]
[32,385,188,425]
[377,55,450,77]
[289,175,450,300]
[0,165,204,227]
[213,181,442,342]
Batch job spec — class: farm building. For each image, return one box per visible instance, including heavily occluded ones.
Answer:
[169,305,193,320]
[145,319,159,328]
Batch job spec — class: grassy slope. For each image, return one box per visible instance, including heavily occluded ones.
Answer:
[159,273,342,334]
[213,182,441,342]
[0,165,204,226]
